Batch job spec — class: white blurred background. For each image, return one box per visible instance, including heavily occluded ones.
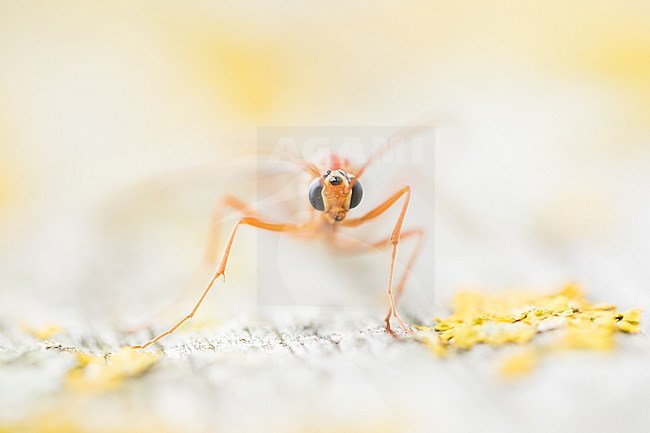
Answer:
[2,0,649,324]
[2,2,650,433]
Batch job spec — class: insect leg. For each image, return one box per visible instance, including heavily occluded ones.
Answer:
[381,229,424,327]
[342,186,414,335]
[126,195,257,334]
[202,195,255,266]
[133,217,309,349]
[333,228,425,326]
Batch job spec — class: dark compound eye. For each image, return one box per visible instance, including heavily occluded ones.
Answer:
[308,177,325,211]
[349,178,363,209]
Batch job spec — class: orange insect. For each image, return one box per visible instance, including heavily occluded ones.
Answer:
[132,126,428,349]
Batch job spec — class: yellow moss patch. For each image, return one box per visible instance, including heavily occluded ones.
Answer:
[500,349,537,379]
[0,409,172,433]
[416,332,449,357]
[20,322,63,340]
[0,416,84,433]
[418,284,643,377]
[65,348,160,393]
[617,309,642,334]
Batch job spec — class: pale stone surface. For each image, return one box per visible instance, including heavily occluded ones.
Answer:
[1,309,648,433]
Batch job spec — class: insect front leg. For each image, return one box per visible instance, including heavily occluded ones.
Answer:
[202,195,256,266]
[342,185,415,335]
[132,217,309,349]
[333,228,425,327]
[381,228,424,328]
[126,195,257,334]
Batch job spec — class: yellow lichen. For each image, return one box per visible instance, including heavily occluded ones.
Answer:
[0,410,172,433]
[416,332,448,357]
[500,349,537,378]
[418,284,643,377]
[617,309,642,334]
[20,322,63,340]
[65,347,160,393]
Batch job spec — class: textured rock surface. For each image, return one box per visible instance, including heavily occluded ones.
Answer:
[1,308,648,433]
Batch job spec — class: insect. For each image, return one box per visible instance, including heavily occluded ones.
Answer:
[132,126,428,349]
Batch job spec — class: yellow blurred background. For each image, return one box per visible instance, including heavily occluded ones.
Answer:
[1,0,649,321]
